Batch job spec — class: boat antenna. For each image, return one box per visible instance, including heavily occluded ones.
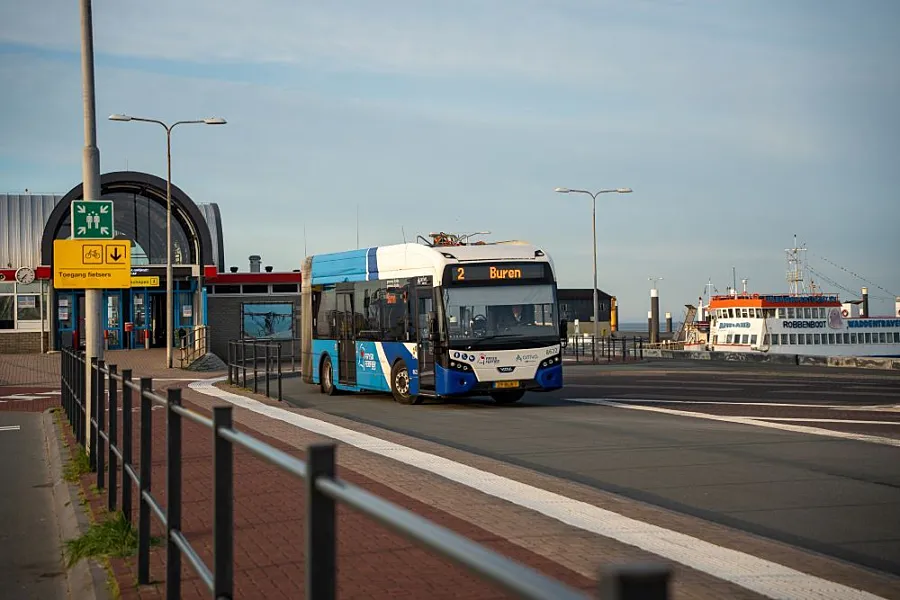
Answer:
[402,226,407,243]
[785,234,808,295]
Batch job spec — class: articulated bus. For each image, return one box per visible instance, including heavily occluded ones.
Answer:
[300,236,565,404]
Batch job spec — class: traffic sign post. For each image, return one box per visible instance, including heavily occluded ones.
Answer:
[72,199,114,238]
[53,239,132,289]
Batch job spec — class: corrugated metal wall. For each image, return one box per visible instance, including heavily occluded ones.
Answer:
[0,193,225,270]
[0,194,63,269]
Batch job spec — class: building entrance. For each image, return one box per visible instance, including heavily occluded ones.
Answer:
[55,280,198,351]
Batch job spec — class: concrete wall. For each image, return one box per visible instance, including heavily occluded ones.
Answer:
[0,332,49,354]
[207,294,301,360]
[642,348,900,370]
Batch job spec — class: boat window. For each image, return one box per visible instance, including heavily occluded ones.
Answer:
[729,308,735,318]
[895,332,900,343]
[751,334,758,345]
[770,334,777,345]
[835,334,841,344]
[879,332,886,343]
[742,334,750,344]
[814,334,821,344]
[786,308,794,319]
[788,334,795,344]
[714,334,719,344]
[827,334,834,344]
[797,334,805,345]
[725,334,732,343]
[777,308,784,318]
[865,333,872,343]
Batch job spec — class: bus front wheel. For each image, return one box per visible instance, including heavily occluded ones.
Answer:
[320,356,337,396]
[391,361,420,405]
[491,390,525,405]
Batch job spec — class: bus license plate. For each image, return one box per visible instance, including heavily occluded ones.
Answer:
[494,381,520,389]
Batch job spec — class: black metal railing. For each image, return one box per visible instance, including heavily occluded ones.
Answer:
[60,347,670,600]
[563,336,644,363]
[226,339,299,401]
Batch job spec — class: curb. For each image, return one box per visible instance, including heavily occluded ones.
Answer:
[42,409,112,600]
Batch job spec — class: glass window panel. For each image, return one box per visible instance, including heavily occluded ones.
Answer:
[16,295,41,320]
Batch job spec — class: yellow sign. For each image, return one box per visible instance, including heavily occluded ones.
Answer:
[131,276,160,287]
[53,239,132,289]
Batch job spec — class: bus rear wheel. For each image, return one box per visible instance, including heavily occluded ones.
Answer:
[320,356,337,396]
[391,361,420,405]
[491,390,525,405]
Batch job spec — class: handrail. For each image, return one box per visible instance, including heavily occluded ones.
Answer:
[177,325,210,369]
[225,337,301,401]
[59,346,670,600]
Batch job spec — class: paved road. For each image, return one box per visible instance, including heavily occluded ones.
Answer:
[283,360,900,576]
[0,412,67,599]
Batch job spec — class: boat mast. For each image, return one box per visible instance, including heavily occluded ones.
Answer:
[785,234,808,295]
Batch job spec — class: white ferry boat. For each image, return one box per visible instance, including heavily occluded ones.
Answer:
[685,240,900,358]
[699,293,900,358]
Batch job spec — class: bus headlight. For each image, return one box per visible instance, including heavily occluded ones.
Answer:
[539,355,561,368]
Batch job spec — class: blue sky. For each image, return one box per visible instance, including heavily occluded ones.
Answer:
[1,0,898,320]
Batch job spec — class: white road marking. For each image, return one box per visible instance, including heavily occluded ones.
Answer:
[576,398,851,408]
[190,378,887,600]
[0,425,21,432]
[748,417,898,425]
[570,399,900,447]
[772,389,898,397]
[0,391,61,402]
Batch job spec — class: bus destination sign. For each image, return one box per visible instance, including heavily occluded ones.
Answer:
[450,263,546,283]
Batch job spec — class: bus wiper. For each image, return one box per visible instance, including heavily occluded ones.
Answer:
[467,334,517,348]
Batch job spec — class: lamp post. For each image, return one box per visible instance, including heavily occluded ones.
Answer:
[109,114,226,368]
[554,187,632,364]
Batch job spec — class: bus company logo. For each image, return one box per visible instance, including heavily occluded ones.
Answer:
[515,353,539,363]
[478,354,500,365]
[357,348,377,370]
[783,320,826,329]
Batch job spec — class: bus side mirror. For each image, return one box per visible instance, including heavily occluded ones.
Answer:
[559,318,568,338]
[427,311,438,340]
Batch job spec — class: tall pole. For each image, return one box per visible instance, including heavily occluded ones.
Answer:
[166,128,174,368]
[554,186,632,364]
[591,193,599,364]
[80,0,103,453]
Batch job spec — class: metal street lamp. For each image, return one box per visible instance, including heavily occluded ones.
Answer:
[109,114,226,368]
[554,187,633,363]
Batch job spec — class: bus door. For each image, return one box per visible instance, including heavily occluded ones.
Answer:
[414,285,435,390]
[336,289,357,385]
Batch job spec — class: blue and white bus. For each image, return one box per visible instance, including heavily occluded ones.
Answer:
[300,237,565,404]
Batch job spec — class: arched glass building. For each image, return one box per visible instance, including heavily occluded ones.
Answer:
[1,171,224,352]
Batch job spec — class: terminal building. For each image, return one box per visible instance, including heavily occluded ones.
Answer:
[1,171,607,356]
[1,171,299,357]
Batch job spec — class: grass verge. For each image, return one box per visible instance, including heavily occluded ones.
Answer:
[64,512,161,568]
[64,446,91,483]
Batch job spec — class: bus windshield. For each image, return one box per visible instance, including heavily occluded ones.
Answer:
[443,284,558,348]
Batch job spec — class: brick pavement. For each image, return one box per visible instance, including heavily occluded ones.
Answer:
[49,349,592,599]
